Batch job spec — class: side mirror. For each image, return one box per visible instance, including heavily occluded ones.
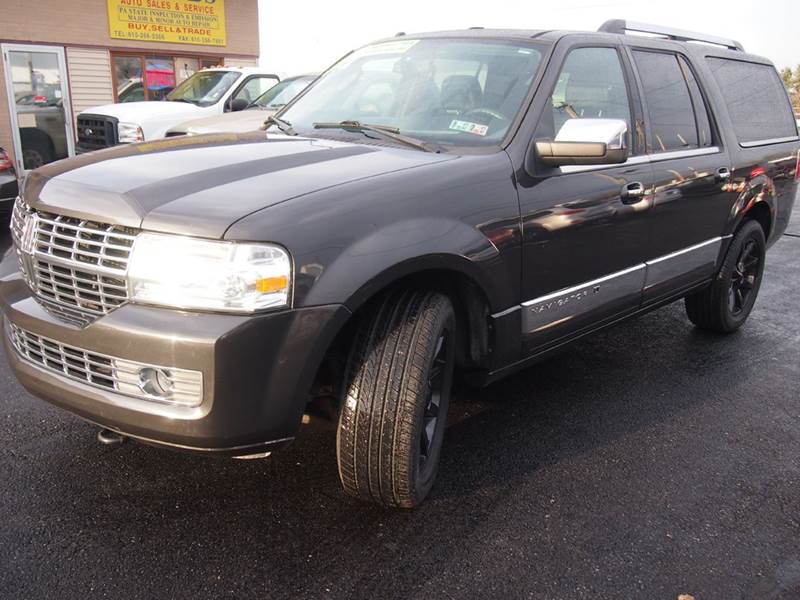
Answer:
[228,98,249,112]
[534,118,629,168]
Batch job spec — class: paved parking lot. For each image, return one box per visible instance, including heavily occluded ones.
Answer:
[1,206,799,600]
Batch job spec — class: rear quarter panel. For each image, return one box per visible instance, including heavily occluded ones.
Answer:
[688,46,799,245]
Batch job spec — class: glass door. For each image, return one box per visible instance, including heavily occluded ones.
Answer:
[2,44,75,173]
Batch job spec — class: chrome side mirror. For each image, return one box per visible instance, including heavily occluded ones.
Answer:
[535,118,629,167]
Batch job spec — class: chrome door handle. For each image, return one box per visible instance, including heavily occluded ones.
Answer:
[620,181,646,205]
[715,167,732,182]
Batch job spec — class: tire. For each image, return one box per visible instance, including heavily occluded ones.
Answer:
[337,289,456,508]
[685,220,766,333]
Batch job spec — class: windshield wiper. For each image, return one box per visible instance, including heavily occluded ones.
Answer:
[312,120,441,153]
[170,98,198,104]
[264,115,297,136]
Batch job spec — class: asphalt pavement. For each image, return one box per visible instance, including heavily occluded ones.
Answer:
[1,206,799,600]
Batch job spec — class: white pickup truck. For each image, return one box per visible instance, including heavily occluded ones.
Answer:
[75,67,279,152]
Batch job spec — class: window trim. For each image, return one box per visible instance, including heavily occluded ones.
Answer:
[110,51,224,102]
[560,145,723,174]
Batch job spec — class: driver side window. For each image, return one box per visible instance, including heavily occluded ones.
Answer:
[232,76,278,106]
[539,47,632,142]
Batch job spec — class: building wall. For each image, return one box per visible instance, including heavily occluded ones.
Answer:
[66,47,115,119]
[1,0,259,59]
[0,0,259,167]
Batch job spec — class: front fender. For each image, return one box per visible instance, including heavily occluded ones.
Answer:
[224,151,522,314]
[302,217,507,312]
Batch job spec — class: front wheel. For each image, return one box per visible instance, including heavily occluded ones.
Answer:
[337,289,456,508]
[685,220,766,333]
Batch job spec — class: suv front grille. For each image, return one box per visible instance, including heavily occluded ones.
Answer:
[77,114,118,151]
[12,199,138,325]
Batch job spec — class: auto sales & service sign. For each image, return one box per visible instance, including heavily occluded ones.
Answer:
[107,0,226,46]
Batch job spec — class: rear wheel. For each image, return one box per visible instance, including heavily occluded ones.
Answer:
[337,289,456,508]
[685,220,766,333]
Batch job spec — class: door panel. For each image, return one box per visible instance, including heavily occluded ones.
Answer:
[518,44,653,352]
[629,49,736,302]
[519,162,653,348]
[644,152,734,301]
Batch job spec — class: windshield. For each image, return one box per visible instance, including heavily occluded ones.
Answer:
[255,77,313,109]
[279,39,544,147]
[166,71,241,106]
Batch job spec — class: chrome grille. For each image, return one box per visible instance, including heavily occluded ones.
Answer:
[12,198,138,324]
[7,323,203,407]
[9,322,116,389]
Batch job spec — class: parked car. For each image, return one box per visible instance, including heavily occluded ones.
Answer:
[3,22,798,508]
[75,67,280,151]
[15,101,71,169]
[0,147,18,214]
[165,74,317,136]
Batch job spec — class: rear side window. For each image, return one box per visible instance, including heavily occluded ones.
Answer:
[633,51,702,152]
[706,57,798,146]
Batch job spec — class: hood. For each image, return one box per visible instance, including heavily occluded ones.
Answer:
[81,100,202,122]
[168,108,275,135]
[25,132,456,239]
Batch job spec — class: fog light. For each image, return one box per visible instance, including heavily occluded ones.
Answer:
[112,358,203,407]
[139,367,175,398]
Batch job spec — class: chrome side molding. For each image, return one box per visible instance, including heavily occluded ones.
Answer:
[521,264,646,334]
[505,237,727,333]
[644,237,723,290]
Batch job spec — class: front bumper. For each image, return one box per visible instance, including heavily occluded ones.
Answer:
[0,270,349,455]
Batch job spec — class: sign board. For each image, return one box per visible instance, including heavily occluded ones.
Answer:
[107,0,226,47]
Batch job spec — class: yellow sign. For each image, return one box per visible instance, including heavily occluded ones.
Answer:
[107,0,226,47]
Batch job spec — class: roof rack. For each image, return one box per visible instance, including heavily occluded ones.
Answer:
[598,19,744,52]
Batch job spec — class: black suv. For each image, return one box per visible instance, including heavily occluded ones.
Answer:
[2,21,798,508]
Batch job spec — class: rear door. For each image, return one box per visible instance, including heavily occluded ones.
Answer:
[517,41,654,352]
[627,46,738,303]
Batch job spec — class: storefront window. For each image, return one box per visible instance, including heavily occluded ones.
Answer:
[175,57,200,84]
[114,55,143,103]
[145,56,176,101]
[112,53,222,102]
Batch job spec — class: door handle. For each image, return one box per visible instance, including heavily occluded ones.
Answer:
[620,181,646,205]
[715,167,732,183]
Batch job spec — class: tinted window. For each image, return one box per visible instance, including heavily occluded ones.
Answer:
[679,56,713,147]
[540,47,631,142]
[633,51,698,152]
[706,57,798,145]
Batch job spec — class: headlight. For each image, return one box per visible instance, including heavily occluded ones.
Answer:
[128,233,291,313]
[118,122,144,143]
